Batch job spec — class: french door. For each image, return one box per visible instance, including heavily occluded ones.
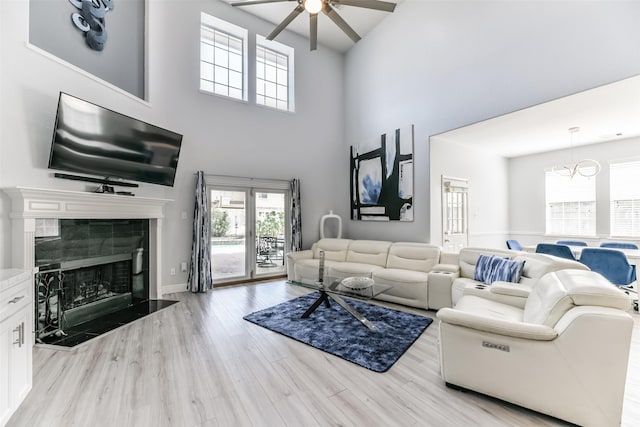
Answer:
[206,176,290,285]
[441,175,469,252]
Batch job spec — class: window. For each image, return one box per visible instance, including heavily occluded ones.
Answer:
[545,169,596,236]
[200,13,247,101]
[610,161,640,237]
[256,35,295,111]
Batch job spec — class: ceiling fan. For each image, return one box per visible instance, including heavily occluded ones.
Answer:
[230,0,397,51]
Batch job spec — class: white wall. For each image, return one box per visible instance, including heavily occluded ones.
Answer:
[344,0,640,244]
[0,0,346,288]
[430,138,509,249]
[509,136,640,246]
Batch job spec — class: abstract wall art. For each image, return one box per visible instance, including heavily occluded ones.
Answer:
[350,125,414,221]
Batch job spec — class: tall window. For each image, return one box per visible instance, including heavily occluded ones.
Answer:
[200,13,247,101]
[545,169,596,236]
[256,35,295,112]
[610,161,640,237]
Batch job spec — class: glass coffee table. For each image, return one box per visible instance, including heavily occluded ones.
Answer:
[288,275,392,330]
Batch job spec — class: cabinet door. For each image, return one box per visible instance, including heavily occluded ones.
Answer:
[0,316,14,426]
[9,308,31,409]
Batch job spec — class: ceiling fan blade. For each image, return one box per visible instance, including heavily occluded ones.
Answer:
[230,0,294,6]
[310,13,318,51]
[331,0,397,13]
[324,4,361,43]
[267,4,305,40]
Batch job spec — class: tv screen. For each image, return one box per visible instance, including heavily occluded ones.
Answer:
[48,92,183,187]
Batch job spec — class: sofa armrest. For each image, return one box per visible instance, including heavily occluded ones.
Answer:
[427,268,460,310]
[286,250,313,281]
[431,263,460,274]
[437,308,558,341]
[287,249,313,262]
[490,281,532,298]
[439,252,459,265]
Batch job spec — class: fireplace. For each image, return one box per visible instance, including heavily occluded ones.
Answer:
[3,187,173,344]
[33,218,149,343]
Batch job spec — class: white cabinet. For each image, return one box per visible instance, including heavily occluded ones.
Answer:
[0,270,32,427]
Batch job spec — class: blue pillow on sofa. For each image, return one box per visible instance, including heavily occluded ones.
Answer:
[473,254,498,283]
[486,258,526,284]
[473,255,526,285]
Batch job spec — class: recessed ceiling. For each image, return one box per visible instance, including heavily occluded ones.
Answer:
[433,75,640,158]
[222,0,402,52]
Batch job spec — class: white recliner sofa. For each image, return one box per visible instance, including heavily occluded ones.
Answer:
[437,269,634,427]
[286,238,441,309]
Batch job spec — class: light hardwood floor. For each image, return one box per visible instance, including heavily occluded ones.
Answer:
[7,280,640,427]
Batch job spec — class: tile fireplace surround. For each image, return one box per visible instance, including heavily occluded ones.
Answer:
[3,187,173,299]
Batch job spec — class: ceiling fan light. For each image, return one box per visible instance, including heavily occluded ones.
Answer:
[304,0,323,14]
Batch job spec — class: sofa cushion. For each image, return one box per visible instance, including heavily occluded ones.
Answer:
[311,238,352,262]
[329,262,384,278]
[294,259,342,283]
[373,268,430,284]
[523,269,632,327]
[345,240,392,267]
[385,242,440,273]
[454,295,524,323]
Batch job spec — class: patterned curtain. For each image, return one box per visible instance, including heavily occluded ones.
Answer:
[188,171,213,293]
[289,178,302,252]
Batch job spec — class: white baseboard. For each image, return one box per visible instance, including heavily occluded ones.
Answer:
[162,283,187,295]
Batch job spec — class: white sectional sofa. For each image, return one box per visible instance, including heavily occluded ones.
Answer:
[286,240,589,310]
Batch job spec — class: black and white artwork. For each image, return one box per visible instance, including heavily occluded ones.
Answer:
[350,125,414,221]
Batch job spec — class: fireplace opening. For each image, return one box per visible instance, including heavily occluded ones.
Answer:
[33,219,175,347]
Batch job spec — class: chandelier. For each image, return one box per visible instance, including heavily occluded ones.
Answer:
[552,127,601,178]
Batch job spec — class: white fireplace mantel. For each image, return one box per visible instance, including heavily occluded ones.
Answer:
[3,187,173,298]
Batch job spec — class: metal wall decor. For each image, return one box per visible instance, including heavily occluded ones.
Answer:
[69,0,114,51]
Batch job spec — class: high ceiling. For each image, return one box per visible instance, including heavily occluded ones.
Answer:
[222,0,403,52]
[433,75,640,158]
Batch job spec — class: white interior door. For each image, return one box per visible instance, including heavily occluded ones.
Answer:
[442,176,469,252]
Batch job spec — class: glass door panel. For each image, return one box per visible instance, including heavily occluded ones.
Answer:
[255,191,286,276]
[210,189,248,282]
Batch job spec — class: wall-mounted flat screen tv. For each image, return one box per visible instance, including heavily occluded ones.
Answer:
[48,92,183,187]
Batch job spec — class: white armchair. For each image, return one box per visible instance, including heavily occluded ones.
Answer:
[437,269,633,427]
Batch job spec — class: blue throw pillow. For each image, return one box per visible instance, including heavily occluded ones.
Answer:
[486,258,526,284]
[473,254,496,282]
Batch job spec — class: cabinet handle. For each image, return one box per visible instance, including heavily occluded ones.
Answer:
[13,325,20,346]
[8,295,25,304]
[20,322,25,347]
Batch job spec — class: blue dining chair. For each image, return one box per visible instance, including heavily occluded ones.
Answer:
[600,242,639,250]
[556,240,588,246]
[579,248,636,286]
[535,243,576,260]
[506,239,523,251]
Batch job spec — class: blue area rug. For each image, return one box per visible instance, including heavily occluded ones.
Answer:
[243,292,433,372]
